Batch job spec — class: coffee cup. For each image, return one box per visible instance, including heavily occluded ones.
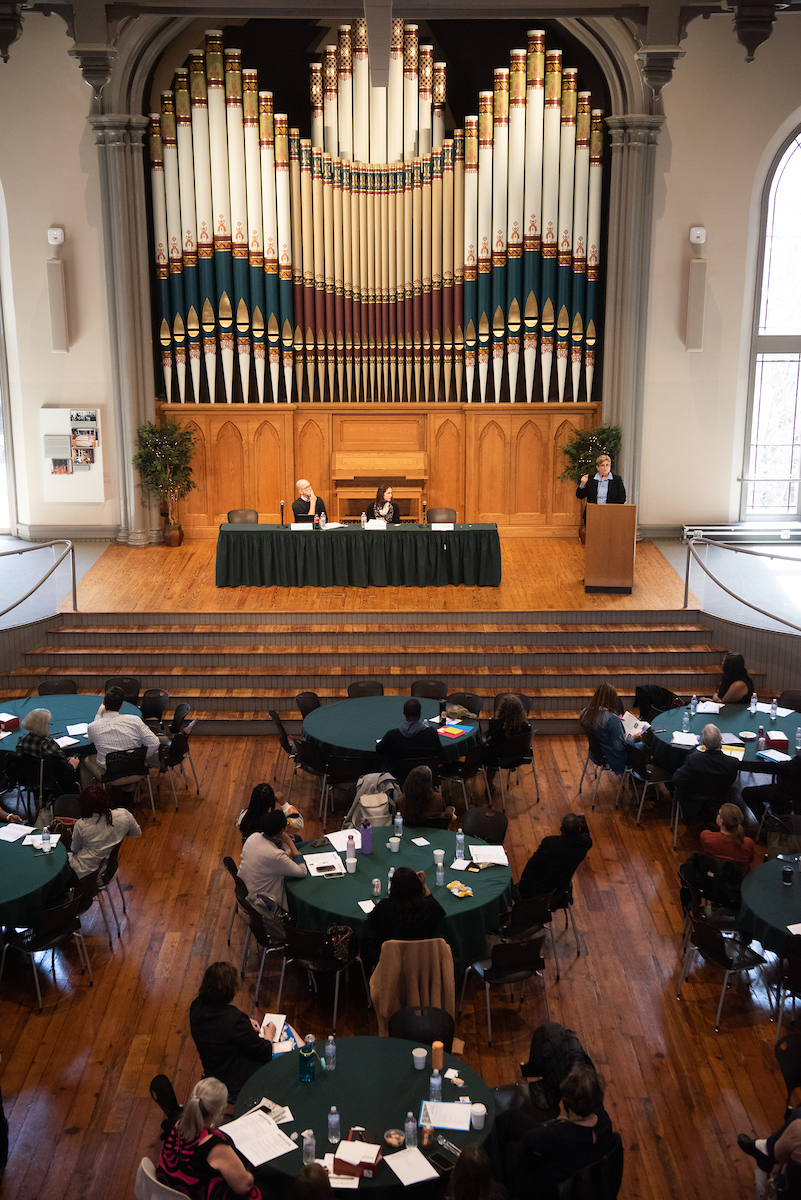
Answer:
[346,858,356,873]
[412,1047,427,1070]
[389,837,401,853]
[471,1103,486,1130]
[433,848,445,866]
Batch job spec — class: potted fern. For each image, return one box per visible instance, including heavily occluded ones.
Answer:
[558,423,622,485]
[132,420,197,545]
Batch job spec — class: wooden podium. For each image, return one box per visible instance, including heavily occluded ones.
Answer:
[584,504,637,593]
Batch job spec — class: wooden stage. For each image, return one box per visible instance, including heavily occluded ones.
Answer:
[64,535,697,614]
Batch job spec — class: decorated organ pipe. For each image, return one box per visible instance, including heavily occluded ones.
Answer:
[149,25,603,405]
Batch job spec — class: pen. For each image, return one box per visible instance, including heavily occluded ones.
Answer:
[651,728,666,733]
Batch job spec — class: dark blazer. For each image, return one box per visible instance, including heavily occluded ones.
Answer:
[292,495,327,519]
[371,501,400,523]
[367,893,445,945]
[575,474,626,505]
[189,998,272,1097]
[518,832,593,901]
[672,748,738,811]
[376,725,441,772]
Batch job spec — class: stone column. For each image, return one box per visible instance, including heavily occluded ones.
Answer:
[602,114,663,515]
[89,112,160,545]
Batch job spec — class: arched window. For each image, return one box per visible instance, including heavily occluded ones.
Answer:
[743,130,801,517]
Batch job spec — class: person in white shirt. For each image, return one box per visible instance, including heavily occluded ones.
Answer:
[68,785,142,880]
[238,810,307,910]
[80,687,161,788]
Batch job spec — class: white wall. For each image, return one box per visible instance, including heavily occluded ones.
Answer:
[640,13,801,528]
[0,14,119,532]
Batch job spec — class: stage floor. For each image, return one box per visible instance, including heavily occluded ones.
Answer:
[63,536,698,614]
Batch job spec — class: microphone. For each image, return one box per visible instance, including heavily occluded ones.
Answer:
[422,500,427,524]
[280,499,284,526]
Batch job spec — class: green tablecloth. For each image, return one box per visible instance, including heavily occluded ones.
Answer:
[0,838,69,925]
[0,694,141,755]
[303,697,481,763]
[649,703,800,775]
[287,827,512,980]
[740,858,801,957]
[234,1036,495,1200]
[215,523,502,588]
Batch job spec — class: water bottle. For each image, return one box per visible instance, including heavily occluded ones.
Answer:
[394,811,403,839]
[360,820,372,854]
[456,828,465,859]
[430,1068,442,1102]
[361,511,367,528]
[299,1034,316,1083]
[689,695,697,717]
[388,866,395,891]
[325,1035,336,1072]
[320,511,326,529]
[682,711,690,734]
[795,727,801,752]
[302,1130,316,1165]
[750,692,758,715]
[328,1106,340,1144]
[41,827,51,853]
[771,698,778,722]
[758,725,766,752]
[436,862,445,887]
[346,835,356,862]
[404,1111,418,1149]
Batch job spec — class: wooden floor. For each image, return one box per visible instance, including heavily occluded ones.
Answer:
[63,537,698,614]
[0,733,779,1200]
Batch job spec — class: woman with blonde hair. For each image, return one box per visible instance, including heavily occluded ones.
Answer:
[156,1076,262,1198]
[580,685,640,776]
[701,802,756,871]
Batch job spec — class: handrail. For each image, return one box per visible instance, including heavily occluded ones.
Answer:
[683,535,801,635]
[0,540,78,618]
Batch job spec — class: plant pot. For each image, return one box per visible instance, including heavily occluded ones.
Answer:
[167,524,183,547]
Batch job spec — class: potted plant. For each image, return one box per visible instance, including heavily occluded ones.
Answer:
[558,423,623,484]
[132,420,197,546]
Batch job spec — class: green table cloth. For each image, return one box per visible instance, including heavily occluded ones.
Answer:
[0,838,69,925]
[0,694,141,755]
[287,827,512,980]
[303,697,481,763]
[648,703,800,776]
[740,858,801,957]
[215,523,502,588]
[234,1036,495,1200]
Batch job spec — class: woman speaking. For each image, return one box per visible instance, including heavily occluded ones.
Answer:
[575,454,626,506]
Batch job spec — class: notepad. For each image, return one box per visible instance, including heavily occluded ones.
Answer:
[385,1147,439,1186]
[671,732,699,747]
[469,845,508,865]
[223,1110,298,1165]
[696,701,721,714]
[55,736,79,748]
[419,1101,472,1131]
[66,722,89,736]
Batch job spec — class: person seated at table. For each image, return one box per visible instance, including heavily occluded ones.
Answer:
[189,961,275,1100]
[292,479,327,521]
[742,751,801,821]
[575,454,626,506]
[0,807,22,825]
[738,1105,801,1179]
[670,724,738,819]
[237,782,303,841]
[16,709,80,794]
[67,785,142,881]
[81,687,162,789]
[376,699,441,774]
[700,803,756,873]
[518,814,592,901]
[399,765,454,828]
[707,652,754,705]
[239,810,307,910]
[501,1063,616,1200]
[156,1076,262,1199]
[445,1144,505,1200]
[579,685,641,777]
[366,867,445,960]
[483,695,531,792]
[519,1022,595,1113]
[370,483,399,524]
[291,1164,334,1200]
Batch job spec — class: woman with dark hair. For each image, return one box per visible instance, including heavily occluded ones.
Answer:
[237,782,303,841]
[189,962,275,1100]
[370,483,399,524]
[157,1076,263,1198]
[483,695,530,791]
[399,765,454,827]
[579,684,640,776]
[291,1164,334,1200]
[366,866,445,956]
[445,1144,504,1200]
[711,653,754,705]
[239,810,307,909]
[68,785,141,879]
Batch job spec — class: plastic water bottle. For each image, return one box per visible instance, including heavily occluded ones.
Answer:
[41,827,51,853]
[361,511,367,528]
[750,692,758,715]
[795,727,801,752]
[771,698,778,722]
[325,1035,336,1072]
[394,811,403,839]
[302,1130,316,1165]
[758,725,766,752]
[455,828,465,859]
[404,1111,418,1149]
[328,1106,340,1144]
[689,695,698,717]
[436,862,445,887]
[299,1034,316,1083]
[682,711,690,734]
[388,866,395,891]
[430,1068,442,1102]
[320,511,326,529]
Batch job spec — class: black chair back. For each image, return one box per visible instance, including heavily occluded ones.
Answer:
[776,1033,801,1118]
[387,1006,455,1052]
[228,508,258,523]
[105,676,141,705]
[169,702,192,735]
[410,678,448,700]
[294,739,329,777]
[426,507,457,523]
[102,746,148,783]
[446,692,483,717]
[503,892,554,939]
[149,1074,184,1140]
[498,727,533,769]
[394,756,440,789]
[556,1131,624,1200]
[296,691,321,718]
[462,806,508,844]
[100,841,124,888]
[347,680,385,698]
[162,731,190,771]
[54,793,81,818]
[269,710,296,757]
[141,689,169,721]
[38,678,78,696]
[73,865,103,916]
[488,936,547,980]
[779,690,801,713]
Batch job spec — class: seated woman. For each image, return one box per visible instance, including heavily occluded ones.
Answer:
[580,684,640,776]
[237,782,303,842]
[445,1144,505,1200]
[239,810,307,910]
[68,785,142,880]
[366,867,445,960]
[503,1064,616,1200]
[700,803,756,873]
[291,1164,334,1200]
[483,695,530,791]
[189,962,275,1100]
[710,652,754,705]
[16,708,80,794]
[370,482,399,524]
[156,1076,262,1199]
[399,765,454,828]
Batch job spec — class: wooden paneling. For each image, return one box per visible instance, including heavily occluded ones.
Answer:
[512,419,546,523]
[253,419,286,521]
[550,416,583,524]
[215,421,245,519]
[429,413,465,517]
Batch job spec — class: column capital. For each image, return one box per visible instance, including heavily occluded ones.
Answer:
[68,42,117,100]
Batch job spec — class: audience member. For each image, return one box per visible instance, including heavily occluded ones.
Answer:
[518,814,592,901]
[483,696,530,792]
[520,1023,595,1111]
[700,803,756,872]
[670,724,737,818]
[81,688,161,787]
[237,782,303,841]
[16,708,79,793]
[710,653,754,705]
[742,751,801,820]
[156,1076,262,1199]
[580,685,639,776]
[399,765,454,827]
[739,1106,801,1179]
[445,1144,505,1200]
[68,786,142,881]
[375,698,440,773]
[189,962,275,1099]
[291,1164,334,1200]
[366,866,445,960]
[239,810,307,909]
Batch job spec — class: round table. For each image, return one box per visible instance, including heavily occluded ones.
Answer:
[0,694,142,756]
[302,697,481,764]
[0,837,69,925]
[287,828,512,980]
[740,858,801,957]
[648,703,800,775]
[234,1036,495,1200]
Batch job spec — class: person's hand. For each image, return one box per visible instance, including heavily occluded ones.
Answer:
[68,756,80,768]
[263,1021,276,1041]
[251,1017,262,1033]
[631,732,642,742]
[580,474,589,487]
[4,813,22,824]
[416,869,431,897]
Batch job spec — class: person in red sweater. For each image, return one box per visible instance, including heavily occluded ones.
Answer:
[700,802,756,872]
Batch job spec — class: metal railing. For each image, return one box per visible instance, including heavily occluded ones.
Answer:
[0,540,78,619]
[683,534,801,635]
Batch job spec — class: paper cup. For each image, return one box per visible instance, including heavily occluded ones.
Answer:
[433,848,445,866]
[412,1047,427,1070]
[471,1103,486,1130]
[389,837,401,853]
[346,858,356,873]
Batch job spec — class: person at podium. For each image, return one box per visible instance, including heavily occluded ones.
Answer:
[292,478,327,521]
[370,483,399,524]
[576,454,626,506]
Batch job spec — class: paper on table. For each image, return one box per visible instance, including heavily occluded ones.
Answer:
[55,736,79,749]
[444,1068,460,1080]
[412,837,430,847]
[757,703,794,717]
[321,522,346,530]
[222,1110,298,1165]
[418,1101,472,1131]
[788,923,801,936]
[0,731,11,741]
[261,1012,286,1040]
[23,833,61,847]
[321,1155,360,1188]
[358,899,375,913]
[469,845,508,866]
[449,858,470,871]
[290,523,314,531]
[384,1147,439,1186]
[431,522,454,531]
[696,701,720,714]
[0,824,30,842]
[721,746,745,760]
[66,722,89,736]
[334,1141,383,1166]
[758,749,793,763]
[671,732,699,746]
[304,852,346,876]
[325,829,361,853]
